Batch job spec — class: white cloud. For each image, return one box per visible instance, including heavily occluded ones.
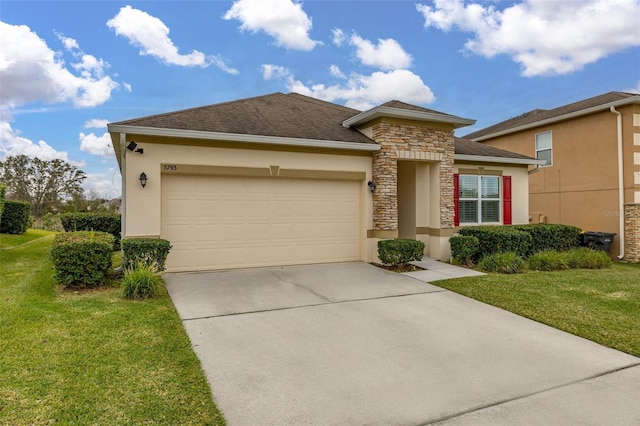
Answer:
[263,65,435,110]
[625,81,640,94]
[83,168,121,199]
[79,131,113,159]
[84,118,109,129]
[332,28,346,47]
[107,5,237,73]
[329,65,346,79]
[349,35,413,70]
[0,120,79,164]
[417,0,640,76]
[262,64,292,80]
[0,22,119,109]
[224,0,318,50]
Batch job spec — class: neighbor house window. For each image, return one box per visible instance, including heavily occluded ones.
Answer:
[535,131,552,166]
[457,175,501,224]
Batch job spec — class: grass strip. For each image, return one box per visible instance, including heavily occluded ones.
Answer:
[0,231,225,425]
[434,263,640,357]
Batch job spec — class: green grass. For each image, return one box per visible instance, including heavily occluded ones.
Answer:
[0,230,224,425]
[434,263,640,357]
[0,229,53,249]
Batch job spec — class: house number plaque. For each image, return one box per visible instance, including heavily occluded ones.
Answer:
[162,164,178,171]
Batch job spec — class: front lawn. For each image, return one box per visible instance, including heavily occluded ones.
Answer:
[0,230,224,425]
[434,263,640,357]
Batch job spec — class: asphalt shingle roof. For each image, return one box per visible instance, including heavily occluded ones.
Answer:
[454,137,533,160]
[463,91,639,140]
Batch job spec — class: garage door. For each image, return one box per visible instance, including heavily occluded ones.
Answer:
[161,174,362,271]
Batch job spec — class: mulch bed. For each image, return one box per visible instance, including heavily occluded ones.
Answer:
[371,263,425,273]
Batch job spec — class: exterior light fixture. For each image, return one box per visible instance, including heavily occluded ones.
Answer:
[368,180,376,192]
[127,141,143,154]
[139,172,148,188]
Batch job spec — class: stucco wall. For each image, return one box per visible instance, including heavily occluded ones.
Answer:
[121,135,374,260]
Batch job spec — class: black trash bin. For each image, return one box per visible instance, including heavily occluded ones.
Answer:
[581,231,616,253]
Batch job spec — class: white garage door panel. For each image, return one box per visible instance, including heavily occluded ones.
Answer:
[162,174,361,271]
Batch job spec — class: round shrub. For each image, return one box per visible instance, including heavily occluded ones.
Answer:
[121,263,163,300]
[377,238,425,267]
[50,231,114,288]
[478,252,526,274]
[450,235,479,265]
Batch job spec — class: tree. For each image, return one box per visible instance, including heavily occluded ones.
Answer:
[0,155,86,218]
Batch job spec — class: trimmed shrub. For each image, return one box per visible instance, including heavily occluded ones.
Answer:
[478,252,526,274]
[458,226,531,262]
[528,250,569,271]
[0,200,31,234]
[50,231,114,288]
[450,235,479,265]
[512,224,581,255]
[0,183,5,229]
[122,238,172,272]
[121,263,163,300]
[564,248,612,269]
[60,212,121,250]
[378,238,425,267]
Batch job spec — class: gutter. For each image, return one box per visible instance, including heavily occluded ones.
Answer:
[108,124,381,152]
[455,154,546,166]
[610,106,625,260]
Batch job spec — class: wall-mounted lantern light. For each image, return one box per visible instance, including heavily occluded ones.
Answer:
[127,141,144,154]
[368,180,376,193]
[139,172,148,188]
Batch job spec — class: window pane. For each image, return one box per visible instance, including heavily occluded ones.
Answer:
[460,201,477,223]
[481,176,499,199]
[482,200,500,222]
[537,149,552,166]
[536,132,552,150]
[459,175,478,198]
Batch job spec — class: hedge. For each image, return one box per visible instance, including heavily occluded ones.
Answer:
[458,226,531,262]
[50,231,114,288]
[0,183,5,230]
[378,238,425,266]
[60,212,121,250]
[121,238,172,272]
[0,200,31,234]
[512,224,581,255]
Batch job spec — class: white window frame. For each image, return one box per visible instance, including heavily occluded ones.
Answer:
[535,131,553,167]
[458,175,501,225]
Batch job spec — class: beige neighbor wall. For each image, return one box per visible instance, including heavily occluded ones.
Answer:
[481,104,640,258]
[453,163,531,225]
[122,134,374,262]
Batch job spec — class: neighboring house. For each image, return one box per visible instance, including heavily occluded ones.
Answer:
[464,91,640,261]
[108,92,541,272]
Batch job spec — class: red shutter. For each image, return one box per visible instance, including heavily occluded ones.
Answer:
[503,176,512,225]
[454,174,460,226]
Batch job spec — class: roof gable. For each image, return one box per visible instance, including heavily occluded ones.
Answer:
[465,91,640,140]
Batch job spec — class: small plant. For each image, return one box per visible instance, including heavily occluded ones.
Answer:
[450,235,479,265]
[121,263,163,300]
[478,252,526,274]
[377,238,425,267]
[528,250,568,271]
[564,248,612,269]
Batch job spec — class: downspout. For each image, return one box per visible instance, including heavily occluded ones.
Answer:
[120,133,126,247]
[610,106,624,259]
[528,165,541,175]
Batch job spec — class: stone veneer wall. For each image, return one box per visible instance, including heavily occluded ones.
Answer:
[370,122,455,231]
[624,203,640,262]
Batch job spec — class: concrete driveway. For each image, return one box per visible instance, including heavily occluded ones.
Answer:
[165,262,640,425]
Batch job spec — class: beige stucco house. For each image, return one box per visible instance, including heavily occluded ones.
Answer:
[465,91,640,261]
[109,92,542,272]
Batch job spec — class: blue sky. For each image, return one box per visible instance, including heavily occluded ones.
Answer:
[1,0,639,199]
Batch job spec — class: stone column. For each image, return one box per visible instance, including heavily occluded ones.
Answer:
[624,203,640,263]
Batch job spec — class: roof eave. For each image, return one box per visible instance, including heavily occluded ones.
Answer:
[455,154,546,165]
[470,96,640,141]
[107,124,381,152]
[343,106,476,129]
